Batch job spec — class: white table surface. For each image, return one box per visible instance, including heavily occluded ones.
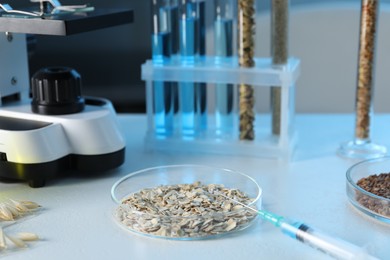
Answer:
[1,114,389,260]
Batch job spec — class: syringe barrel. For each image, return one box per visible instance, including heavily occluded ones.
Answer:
[280,220,379,260]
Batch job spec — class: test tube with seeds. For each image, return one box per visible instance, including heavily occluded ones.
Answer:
[271,0,289,136]
[238,0,255,140]
[338,0,386,158]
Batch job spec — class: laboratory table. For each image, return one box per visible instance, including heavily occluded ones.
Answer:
[0,114,389,260]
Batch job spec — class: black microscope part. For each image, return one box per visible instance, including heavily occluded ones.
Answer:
[31,66,85,115]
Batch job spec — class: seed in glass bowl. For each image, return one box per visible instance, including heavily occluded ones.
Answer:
[356,173,390,217]
[357,173,390,199]
[115,182,257,238]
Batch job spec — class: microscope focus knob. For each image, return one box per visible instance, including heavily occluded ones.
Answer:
[31,67,85,115]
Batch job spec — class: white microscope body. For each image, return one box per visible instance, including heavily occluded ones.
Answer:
[0,15,128,187]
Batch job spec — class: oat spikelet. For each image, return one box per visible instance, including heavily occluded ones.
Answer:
[19,201,41,210]
[5,234,27,248]
[0,227,6,250]
[17,232,39,242]
[0,205,14,221]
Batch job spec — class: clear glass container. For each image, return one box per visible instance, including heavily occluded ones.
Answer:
[142,57,299,160]
[271,0,289,136]
[338,0,386,159]
[237,0,255,140]
[346,157,390,223]
[142,0,298,160]
[111,165,262,240]
[178,0,201,61]
[151,0,177,136]
[161,0,180,56]
[214,0,236,137]
[196,0,207,130]
[152,0,172,62]
[178,0,207,137]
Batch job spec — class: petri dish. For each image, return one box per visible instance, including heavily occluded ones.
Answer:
[346,157,390,224]
[111,164,262,240]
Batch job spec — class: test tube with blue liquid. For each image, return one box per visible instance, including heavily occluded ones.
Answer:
[151,0,176,136]
[178,0,207,137]
[160,0,180,56]
[160,0,180,125]
[196,0,207,131]
[214,0,236,136]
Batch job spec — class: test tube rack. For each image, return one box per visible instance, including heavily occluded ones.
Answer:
[141,56,300,160]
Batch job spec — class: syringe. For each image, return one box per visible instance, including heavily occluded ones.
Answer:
[214,192,380,260]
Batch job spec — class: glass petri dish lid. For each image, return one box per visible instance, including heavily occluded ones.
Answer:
[346,157,390,224]
[111,164,262,240]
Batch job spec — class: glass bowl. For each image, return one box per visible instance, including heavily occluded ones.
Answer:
[346,157,390,223]
[111,164,262,240]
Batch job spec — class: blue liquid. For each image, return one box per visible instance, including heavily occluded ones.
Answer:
[180,17,197,61]
[152,32,171,62]
[179,16,197,136]
[159,5,180,118]
[152,32,174,135]
[214,19,234,135]
[181,1,206,57]
[180,82,197,135]
[215,19,233,58]
[197,82,207,130]
[178,2,209,136]
[159,5,180,123]
[215,83,234,134]
[197,1,207,129]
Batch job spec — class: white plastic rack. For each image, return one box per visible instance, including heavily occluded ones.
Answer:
[141,56,300,160]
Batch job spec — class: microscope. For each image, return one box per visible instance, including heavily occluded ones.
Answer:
[0,1,133,187]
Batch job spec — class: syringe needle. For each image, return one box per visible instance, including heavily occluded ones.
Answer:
[213,191,380,260]
[212,190,283,226]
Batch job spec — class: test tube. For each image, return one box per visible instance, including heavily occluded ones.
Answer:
[196,0,207,130]
[271,0,289,136]
[238,0,255,140]
[338,0,386,158]
[197,0,206,57]
[161,0,180,120]
[161,0,180,56]
[214,0,236,136]
[151,0,175,136]
[354,0,380,145]
[178,0,206,136]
